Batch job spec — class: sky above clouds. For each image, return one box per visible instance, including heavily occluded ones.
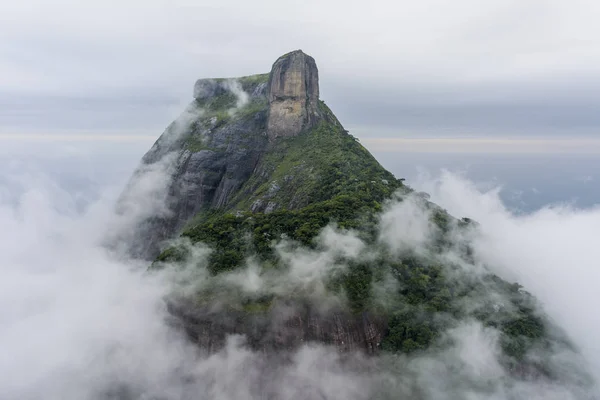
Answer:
[1,0,600,139]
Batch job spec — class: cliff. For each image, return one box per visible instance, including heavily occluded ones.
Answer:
[117,50,593,392]
[118,49,395,261]
[267,50,320,139]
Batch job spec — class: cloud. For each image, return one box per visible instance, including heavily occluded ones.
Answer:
[153,186,596,397]
[224,79,250,111]
[3,0,600,90]
[415,170,600,383]
[1,149,600,399]
[378,195,433,252]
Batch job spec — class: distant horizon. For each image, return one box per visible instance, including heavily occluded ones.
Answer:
[2,130,600,154]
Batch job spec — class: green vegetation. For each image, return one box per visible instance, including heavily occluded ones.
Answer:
[236,97,268,120]
[183,75,270,154]
[182,196,378,274]
[154,245,190,264]
[185,135,217,153]
[176,109,407,275]
[383,308,440,353]
[196,91,237,112]
[155,98,556,368]
[242,295,274,313]
[233,102,405,211]
[162,199,549,361]
[238,73,269,93]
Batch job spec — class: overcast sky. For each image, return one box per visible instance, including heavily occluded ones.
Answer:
[2,0,600,139]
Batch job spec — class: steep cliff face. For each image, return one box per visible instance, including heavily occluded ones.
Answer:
[167,299,386,355]
[119,50,382,260]
[118,50,593,391]
[117,73,270,260]
[267,50,320,140]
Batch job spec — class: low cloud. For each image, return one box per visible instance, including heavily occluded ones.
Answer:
[223,79,250,111]
[416,170,600,382]
[1,156,600,399]
[378,194,433,254]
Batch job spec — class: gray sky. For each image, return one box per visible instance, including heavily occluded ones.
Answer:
[2,0,600,139]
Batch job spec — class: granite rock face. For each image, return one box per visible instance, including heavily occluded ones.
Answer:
[167,300,386,355]
[117,80,270,260]
[267,50,320,140]
[117,51,323,261]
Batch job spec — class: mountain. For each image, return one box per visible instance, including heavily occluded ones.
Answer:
[119,50,402,262]
[117,50,593,395]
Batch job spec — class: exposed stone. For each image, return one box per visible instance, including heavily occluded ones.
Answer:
[264,201,277,213]
[167,299,386,355]
[193,78,225,100]
[251,81,268,98]
[251,199,264,213]
[267,181,280,196]
[266,50,320,140]
[116,108,269,260]
[116,52,326,260]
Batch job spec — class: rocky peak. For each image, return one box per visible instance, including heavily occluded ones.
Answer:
[267,50,320,140]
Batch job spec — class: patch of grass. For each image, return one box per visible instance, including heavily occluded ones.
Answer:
[238,73,269,93]
[196,92,237,112]
[185,135,214,153]
[236,98,268,120]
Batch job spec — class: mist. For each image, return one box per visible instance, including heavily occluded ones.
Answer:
[416,170,600,384]
[1,150,599,399]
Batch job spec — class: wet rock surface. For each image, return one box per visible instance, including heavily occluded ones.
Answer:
[167,299,387,355]
[267,50,320,140]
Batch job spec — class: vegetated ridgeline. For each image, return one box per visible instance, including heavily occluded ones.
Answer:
[118,50,593,389]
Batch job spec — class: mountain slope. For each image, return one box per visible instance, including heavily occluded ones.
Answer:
[118,50,593,393]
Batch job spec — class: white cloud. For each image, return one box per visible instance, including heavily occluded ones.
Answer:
[416,170,600,384]
[378,194,434,253]
[1,151,600,398]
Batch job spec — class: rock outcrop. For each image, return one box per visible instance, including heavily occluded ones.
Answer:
[115,74,271,260]
[167,300,386,355]
[267,50,320,140]
[114,51,595,395]
[116,51,325,261]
